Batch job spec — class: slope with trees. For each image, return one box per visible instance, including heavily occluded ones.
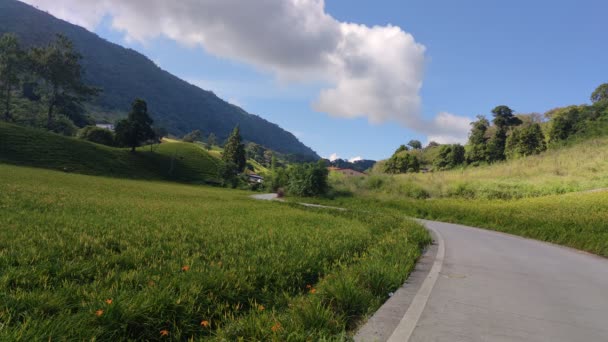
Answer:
[0,0,318,158]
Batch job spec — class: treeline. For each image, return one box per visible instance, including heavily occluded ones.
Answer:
[384,84,608,174]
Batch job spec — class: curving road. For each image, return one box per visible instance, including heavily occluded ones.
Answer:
[359,220,608,342]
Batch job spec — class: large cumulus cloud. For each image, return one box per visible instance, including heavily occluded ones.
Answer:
[23,0,470,142]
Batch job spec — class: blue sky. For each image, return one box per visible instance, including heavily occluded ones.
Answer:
[25,0,608,160]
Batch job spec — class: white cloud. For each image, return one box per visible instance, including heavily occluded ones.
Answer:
[424,112,472,144]
[23,0,471,142]
[328,153,340,162]
[349,156,363,163]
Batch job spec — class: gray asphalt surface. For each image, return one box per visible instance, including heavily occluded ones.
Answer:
[408,220,608,342]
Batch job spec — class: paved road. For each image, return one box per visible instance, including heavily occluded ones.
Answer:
[395,220,608,342]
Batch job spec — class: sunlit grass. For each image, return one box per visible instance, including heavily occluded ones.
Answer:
[0,164,429,340]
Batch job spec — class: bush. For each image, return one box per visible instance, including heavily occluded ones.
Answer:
[286,161,329,197]
[49,115,78,136]
[77,125,115,146]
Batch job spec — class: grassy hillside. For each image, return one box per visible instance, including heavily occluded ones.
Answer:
[0,164,429,340]
[0,0,318,158]
[0,122,222,184]
[334,136,608,200]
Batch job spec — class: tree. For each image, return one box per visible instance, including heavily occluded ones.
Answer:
[466,115,490,164]
[548,107,579,142]
[29,35,97,129]
[407,140,422,150]
[591,83,608,103]
[222,126,246,172]
[488,106,523,162]
[492,105,522,128]
[115,99,156,152]
[183,129,202,143]
[384,153,420,174]
[434,144,465,170]
[505,123,546,159]
[394,145,409,154]
[78,125,115,146]
[263,150,273,167]
[427,141,440,148]
[0,34,23,122]
[207,133,217,149]
[286,161,329,197]
[246,142,265,164]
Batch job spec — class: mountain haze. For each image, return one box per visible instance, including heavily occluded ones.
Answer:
[0,0,319,158]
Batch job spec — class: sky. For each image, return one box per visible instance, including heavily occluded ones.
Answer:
[21,0,608,161]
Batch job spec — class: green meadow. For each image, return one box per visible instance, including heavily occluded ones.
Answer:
[0,164,430,340]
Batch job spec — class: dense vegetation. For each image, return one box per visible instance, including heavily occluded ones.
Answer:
[381,84,608,174]
[0,164,430,340]
[0,0,318,158]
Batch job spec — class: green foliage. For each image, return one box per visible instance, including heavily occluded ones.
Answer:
[465,115,490,164]
[491,105,522,128]
[48,114,78,136]
[0,33,23,122]
[0,122,221,183]
[285,161,329,197]
[182,129,202,143]
[591,83,608,103]
[0,163,429,340]
[77,125,115,146]
[384,153,420,174]
[505,123,546,158]
[434,144,465,170]
[548,106,580,142]
[221,126,246,172]
[407,140,422,150]
[28,34,98,129]
[394,144,409,154]
[115,99,156,152]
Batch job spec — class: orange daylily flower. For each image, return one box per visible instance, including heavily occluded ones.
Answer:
[201,320,210,328]
[271,322,282,332]
[258,304,265,311]
[95,309,104,317]
[105,299,113,305]
[160,330,169,336]
[181,265,190,272]
[310,288,317,294]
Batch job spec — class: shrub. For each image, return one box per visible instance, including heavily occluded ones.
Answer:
[77,125,115,146]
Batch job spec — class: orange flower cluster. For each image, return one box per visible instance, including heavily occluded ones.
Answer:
[201,320,210,328]
[95,309,104,317]
[309,288,317,294]
[258,304,265,311]
[271,322,282,332]
[181,265,190,272]
[160,329,169,336]
[105,299,113,305]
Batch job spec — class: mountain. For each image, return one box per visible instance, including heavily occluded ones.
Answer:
[0,0,319,159]
[324,159,376,173]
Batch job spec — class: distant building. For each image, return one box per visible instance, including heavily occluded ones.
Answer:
[328,167,368,177]
[96,123,115,132]
[247,173,264,184]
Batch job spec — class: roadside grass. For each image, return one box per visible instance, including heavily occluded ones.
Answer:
[333,137,608,200]
[303,192,608,258]
[0,164,430,340]
[0,122,221,184]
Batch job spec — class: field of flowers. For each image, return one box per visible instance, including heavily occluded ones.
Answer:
[0,164,430,340]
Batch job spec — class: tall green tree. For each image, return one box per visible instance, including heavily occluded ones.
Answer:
[408,140,422,150]
[115,99,156,152]
[487,106,522,162]
[434,144,465,170]
[222,126,246,172]
[182,129,202,143]
[591,83,608,103]
[0,33,23,122]
[465,115,490,164]
[505,123,546,158]
[29,34,97,129]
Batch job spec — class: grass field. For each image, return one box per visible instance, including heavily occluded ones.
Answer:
[0,122,222,184]
[332,136,608,200]
[0,164,430,340]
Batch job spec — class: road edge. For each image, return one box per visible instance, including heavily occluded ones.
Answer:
[386,223,445,342]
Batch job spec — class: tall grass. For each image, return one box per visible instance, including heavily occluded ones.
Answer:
[333,137,608,200]
[0,164,429,340]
